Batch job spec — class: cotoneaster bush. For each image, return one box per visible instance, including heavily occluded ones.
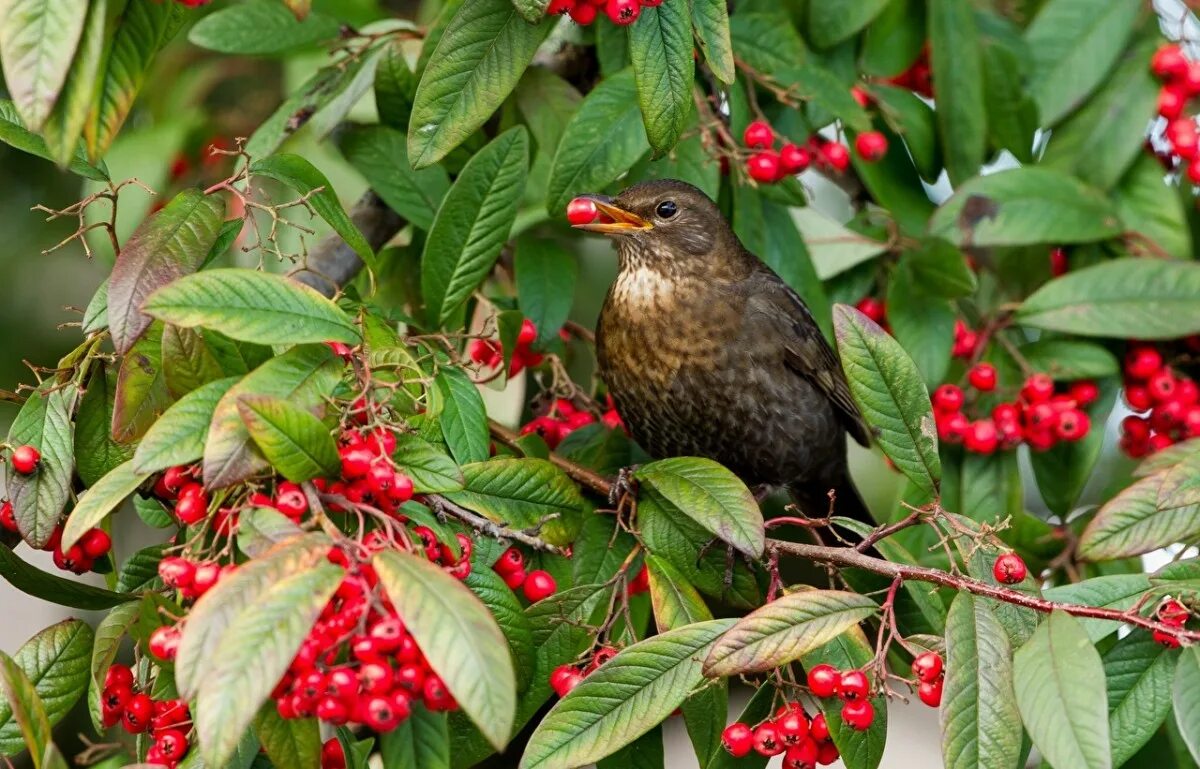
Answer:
[0,1,1199,769]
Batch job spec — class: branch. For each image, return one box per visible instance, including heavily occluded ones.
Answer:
[488,420,612,497]
[768,539,1200,643]
[427,494,564,554]
[290,190,405,297]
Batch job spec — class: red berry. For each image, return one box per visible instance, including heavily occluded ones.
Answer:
[810,712,830,742]
[1153,44,1190,80]
[502,566,526,590]
[1125,385,1153,412]
[80,528,112,558]
[821,141,851,172]
[547,0,573,13]
[339,444,374,479]
[1187,157,1200,184]
[964,419,999,454]
[807,664,839,698]
[855,297,886,325]
[780,143,812,174]
[191,561,221,595]
[550,665,583,697]
[523,570,557,602]
[1149,370,1178,402]
[274,482,308,519]
[932,384,965,413]
[775,710,809,745]
[368,618,405,652]
[361,695,402,732]
[918,677,943,707]
[742,120,774,149]
[517,319,538,348]
[1049,247,1069,276]
[627,564,650,595]
[854,131,888,162]
[1020,374,1055,404]
[568,2,596,23]
[937,411,969,444]
[753,723,785,756]
[122,692,153,733]
[156,729,189,761]
[722,722,755,757]
[841,698,874,730]
[747,151,782,183]
[838,670,869,701]
[1160,85,1188,119]
[105,663,134,690]
[495,549,524,576]
[817,740,840,764]
[911,652,943,683]
[993,552,1027,584]
[149,625,181,661]
[10,445,39,475]
[1160,599,1190,625]
[604,0,640,24]
[422,674,456,711]
[968,363,998,392]
[1126,346,1164,380]
[1069,380,1099,406]
[1054,409,1090,442]
[0,501,15,532]
[850,86,871,106]
[784,738,819,768]
[174,483,208,525]
[321,738,346,769]
[1153,628,1181,648]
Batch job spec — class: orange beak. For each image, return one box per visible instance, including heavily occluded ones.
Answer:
[572,196,652,234]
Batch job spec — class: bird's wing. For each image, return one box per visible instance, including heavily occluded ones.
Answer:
[742,269,872,446]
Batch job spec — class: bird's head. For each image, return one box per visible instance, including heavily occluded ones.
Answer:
[572,180,747,277]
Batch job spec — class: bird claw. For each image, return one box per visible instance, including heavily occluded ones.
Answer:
[610,466,639,507]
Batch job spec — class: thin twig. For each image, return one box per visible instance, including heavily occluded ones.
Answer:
[427,494,564,554]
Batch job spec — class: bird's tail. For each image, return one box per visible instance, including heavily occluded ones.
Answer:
[786,473,875,525]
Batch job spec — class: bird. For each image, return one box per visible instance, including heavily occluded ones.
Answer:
[573,179,874,524]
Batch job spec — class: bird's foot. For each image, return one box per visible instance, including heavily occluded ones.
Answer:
[610,466,639,507]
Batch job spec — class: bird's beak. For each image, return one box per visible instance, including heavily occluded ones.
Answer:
[573,195,652,234]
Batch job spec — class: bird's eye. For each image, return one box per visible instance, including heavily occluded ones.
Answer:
[655,200,678,219]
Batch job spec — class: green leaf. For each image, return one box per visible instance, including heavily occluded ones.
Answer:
[374,39,418,129]
[443,458,584,547]
[133,376,239,475]
[646,554,712,632]
[1040,27,1158,190]
[88,601,140,731]
[380,707,449,769]
[392,433,463,493]
[1013,611,1111,769]
[1079,472,1200,561]
[0,620,93,757]
[85,0,184,161]
[928,167,1123,248]
[250,154,375,270]
[629,2,694,155]
[462,567,536,692]
[74,363,135,486]
[1030,382,1116,518]
[807,0,889,48]
[59,461,148,552]
[374,549,517,751]
[196,564,342,768]
[796,207,888,280]
[637,123,720,200]
[0,544,135,610]
[834,304,940,496]
[6,382,74,548]
[927,0,986,184]
[1105,634,1176,767]
[115,544,164,593]
[237,395,339,482]
[1019,340,1120,380]
[0,99,107,179]
[203,346,341,488]
[238,507,305,559]
[112,325,170,443]
[1024,0,1140,126]
[594,728,663,769]
[515,239,577,348]
[244,56,370,159]
[520,619,735,769]
[174,532,333,699]
[1175,647,1200,765]
[421,127,528,325]
[0,653,50,765]
[38,0,110,167]
[187,0,339,54]
[162,325,225,399]
[703,590,876,676]
[253,706,320,769]
[144,268,360,346]
[1042,574,1151,643]
[1116,153,1192,260]
[407,0,548,168]
[0,0,87,131]
[435,367,490,465]
[82,278,108,334]
[338,125,450,231]
[980,38,1038,164]
[940,593,1021,769]
[872,84,941,181]
[886,265,955,388]
[634,457,764,558]
[903,239,977,299]
[689,0,734,83]
[179,730,260,769]
[546,68,650,216]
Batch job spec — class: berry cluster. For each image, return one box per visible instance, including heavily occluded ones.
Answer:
[549,645,619,698]
[157,556,235,602]
[548,0,662,27]
[520,397,624,449]
[268,543,459,734]
[491,545,558,601]
[805,665,875,731]
[0,502,111,573]
[911,652,944,708]
[932,370,1095,454]
[1151,598,1193,648]
[720,702,841,767]
[319,425,416,516]
[1118,343,1200,457]
[1149,44,1200,180]
[469,319,545,378]
[739,121,884,184]
[100,664,193,767]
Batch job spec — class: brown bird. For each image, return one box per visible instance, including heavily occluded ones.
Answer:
[576,179,874,523]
